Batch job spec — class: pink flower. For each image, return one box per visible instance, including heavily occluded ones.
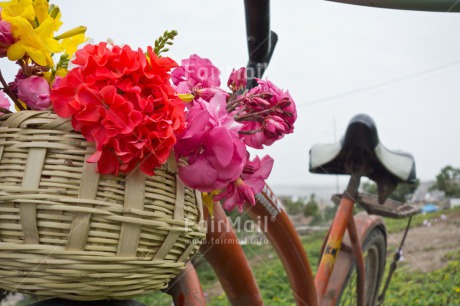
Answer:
[17,76,51,110]
[0,9,15,58]
[252,79,297,128]
[0,90,10,113]
[215,154,274,212]
[237,79,297,148]
[216,179,255,213]
[240,116,289,148]
[172,54,221,101]
[195,87,229,102]
[239,122,267,149]
[227,67,246,91]
[242,154,274,192]
[264,116,288,137]
[175,93,246,192]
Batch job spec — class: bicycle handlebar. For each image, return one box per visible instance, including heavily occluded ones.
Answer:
[244,0,278,88]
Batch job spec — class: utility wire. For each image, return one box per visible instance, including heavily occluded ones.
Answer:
[299,58,460,108]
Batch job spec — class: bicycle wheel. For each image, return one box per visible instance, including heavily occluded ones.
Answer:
[337,227,386,306]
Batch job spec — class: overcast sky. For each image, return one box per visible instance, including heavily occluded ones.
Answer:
[3,0,460,192]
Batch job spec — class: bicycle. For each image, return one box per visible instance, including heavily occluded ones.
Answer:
[174,111,417,306]
[158,0,420,304]
[19,1,421,306]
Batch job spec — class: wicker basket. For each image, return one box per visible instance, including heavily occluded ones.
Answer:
[0,111,206,301]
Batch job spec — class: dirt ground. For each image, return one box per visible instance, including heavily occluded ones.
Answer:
[386,210,460,273]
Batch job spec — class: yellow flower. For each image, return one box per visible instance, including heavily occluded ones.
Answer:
[42,70,52,83]
[178,93,194,103]
[14,99,27,112]
[1,0,72,67]
[42,67,67,84]
[59,31,87,57]
[455,287,460,293]
[6,16,63,67]
[54,26,87,40]
[0,0,35,22]
[55,67,67,77]
[32,0,48,24]
[49,6,63,31]
[202,193,215,216]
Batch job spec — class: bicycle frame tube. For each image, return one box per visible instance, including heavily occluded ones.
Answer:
[195,182,371,305]
[244,184,318,306]
[347,213,365,306]
[165,262,206,306]
[321,213,385,305]
[200,203,263,305]
[315,195,355,302]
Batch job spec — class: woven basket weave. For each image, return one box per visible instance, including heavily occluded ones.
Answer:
[0,111,205,301]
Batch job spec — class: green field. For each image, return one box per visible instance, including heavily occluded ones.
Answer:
[137,208,460,305]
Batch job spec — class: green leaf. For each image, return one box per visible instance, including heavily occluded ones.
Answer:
[153,30,178,56]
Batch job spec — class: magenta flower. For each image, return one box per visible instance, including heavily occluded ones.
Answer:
[215,153,274,212]
[255,79,296,127]
[0,9,15,58]
[227,67,246,91]
[237,79,297,149]
[0,90,10,113]
[239,122,267,149]
[195,87,229,102]
[264,116,288,137]
[172,54,221,101]
[240,116,290,148]
[215,179,255,213]
[242,154,274,192]
[17,76,51,110]
[175,93,246,192]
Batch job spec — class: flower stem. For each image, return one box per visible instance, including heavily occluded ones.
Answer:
[226,94,246,112]
[234,105,247,118]
[238,129,263,135]
[0,107,12,114]
[0,69,25,111]
[234,106,277,121]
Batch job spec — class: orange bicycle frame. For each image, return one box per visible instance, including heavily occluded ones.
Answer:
[179,180,377,306]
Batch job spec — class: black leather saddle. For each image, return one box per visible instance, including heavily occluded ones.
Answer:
[309,114,416,202]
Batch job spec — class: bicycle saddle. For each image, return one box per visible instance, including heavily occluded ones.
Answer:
[309,114,416,202]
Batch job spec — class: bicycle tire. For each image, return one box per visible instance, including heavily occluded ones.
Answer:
[336,227,387,306]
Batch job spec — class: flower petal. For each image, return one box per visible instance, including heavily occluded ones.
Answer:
[179,158,218,192]
[205,127,235,168]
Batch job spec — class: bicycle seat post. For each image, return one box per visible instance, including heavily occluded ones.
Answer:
[315,170,362,302]
[343,170,361,200]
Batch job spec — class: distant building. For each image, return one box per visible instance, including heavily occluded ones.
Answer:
[411,181,445,204]
[449,198,460,209]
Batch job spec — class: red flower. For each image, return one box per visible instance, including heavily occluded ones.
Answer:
[51,42,185,176]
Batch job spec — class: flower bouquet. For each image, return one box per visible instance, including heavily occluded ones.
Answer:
[0,0,296,301]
